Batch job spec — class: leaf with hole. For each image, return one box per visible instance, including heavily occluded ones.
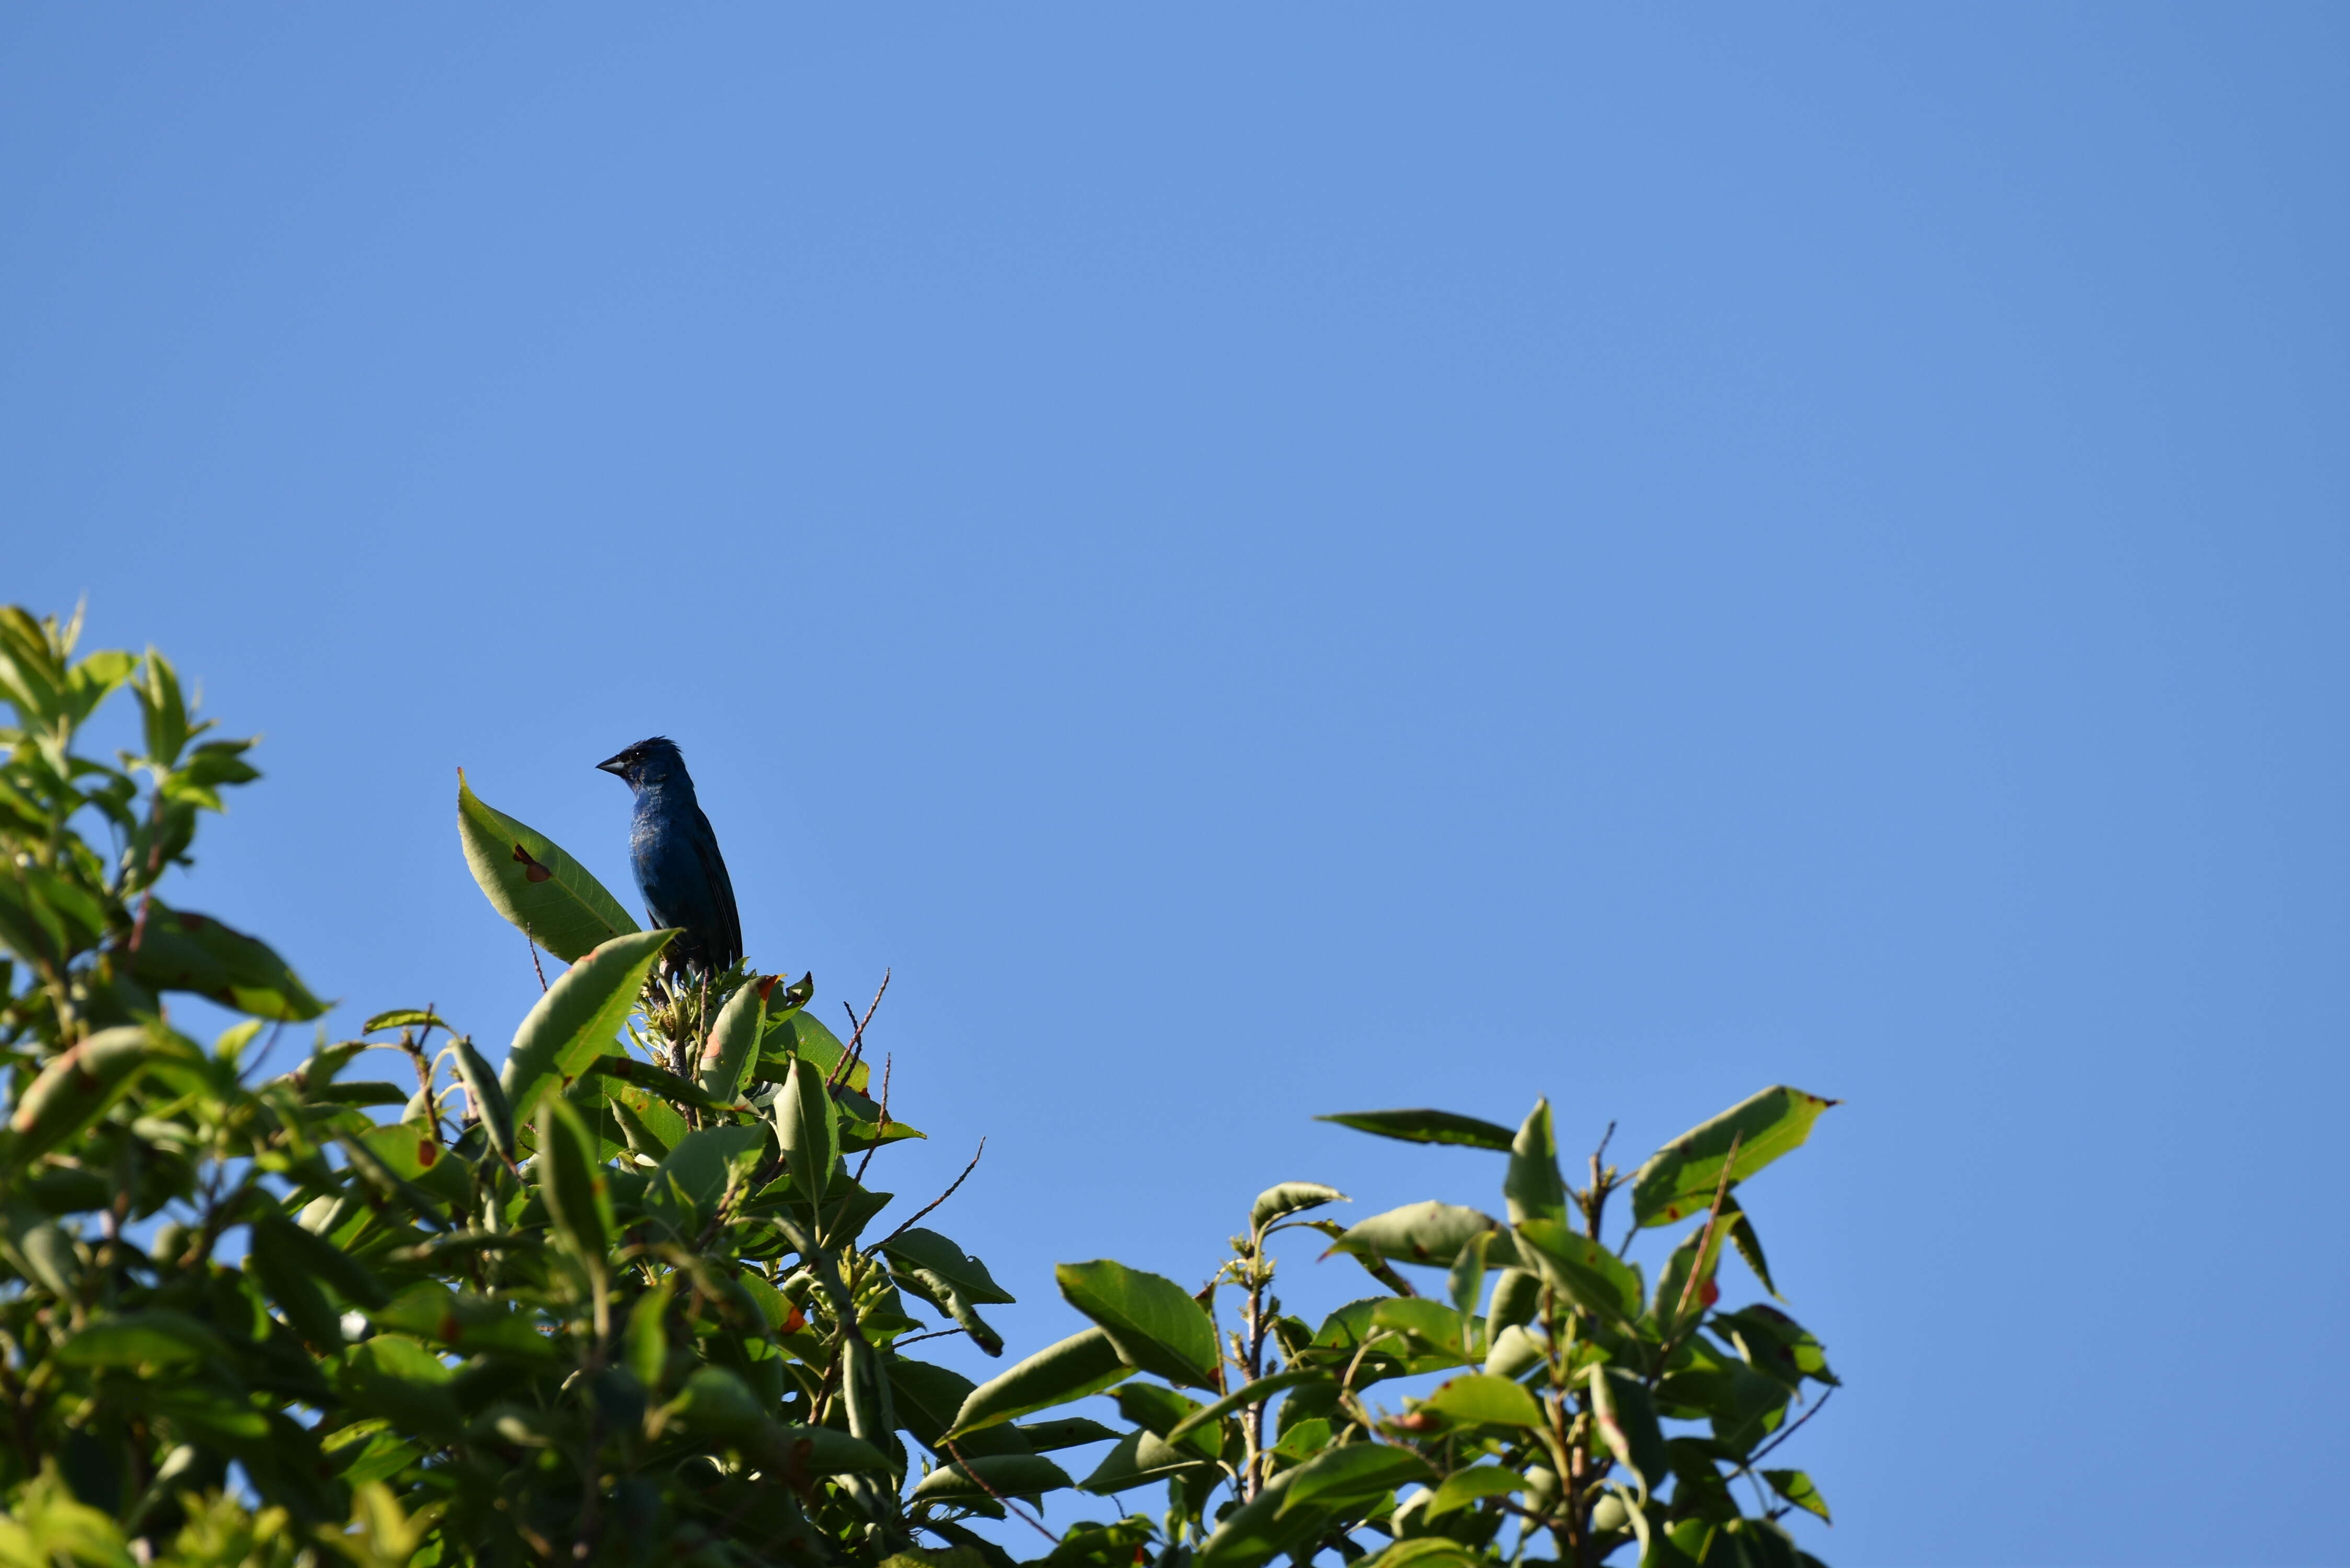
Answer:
[456,771,639,962]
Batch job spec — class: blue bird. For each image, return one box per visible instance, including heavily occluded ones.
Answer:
[596,737,743,980]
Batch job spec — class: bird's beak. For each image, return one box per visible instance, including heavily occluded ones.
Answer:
[595,753,629,777]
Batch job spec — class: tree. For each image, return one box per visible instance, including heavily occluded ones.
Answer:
[0,604,1839,1567]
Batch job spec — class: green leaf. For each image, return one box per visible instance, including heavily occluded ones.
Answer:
[589,1053,739,1114]
[1713,1305,1838,1388]
[1425,1465,1526,1518]
[1650,1214,1733,1331]
[760,1424,895,1476]
[126,904,327,1021]
[762,1009,869,1093]
[251,1213,387,1308]
[362,1009,451,1035]
[1484,1325,1545,1381]
[883,1229,1016,1306]
[946,1326,1134,1439]
[1015,1417,1121,1452]
[1316,1109,1515,1151]
[337,1334,463,1439]
[651,1366,766,1440]
[1588,1366,1669,1500]
[1329,1202,1518,1271]
[1114,1384,1215,1454]
[1420,1373,1545,1429]
[1250,1182,1347,1232]
[456,771,639,962]
[697,978,766,1102]
[628,1280,676,1393]
[648,1125,766,1227]
[1761,1468,1830,1522]
[1194,1467,1328,1568]
[446,1035,514,1163]
[1056,1260,1219,1389]
[1165,1368,1332,1444]
[1504,1099,1566,1227]
[368,1281,560,1363]
[910,1454,1074,1505]
[1369,1298,1478,1363]
[1448,1232,1491,1323]
[54,1310,224,1368]
[889,1359,1022,1456]
[4,1026,171,1168]
[1355,1541,1480,1568]
[497,928,673,1125]
[771,1055,838,1202]
[536,1096,613,1269]
[1078,1430,1219,1494]
[1512,1217,1643,1324]
[1629,1087,1838,1229]
[1279,1442,1437,1514]
[1724,1198,1778,1298]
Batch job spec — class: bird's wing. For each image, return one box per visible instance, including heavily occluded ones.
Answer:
[689,801,744,969]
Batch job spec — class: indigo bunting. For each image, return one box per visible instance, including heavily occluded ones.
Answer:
[596,737,742,978]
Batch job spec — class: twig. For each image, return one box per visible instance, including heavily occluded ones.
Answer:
[1734,1386,1836,1475]
[851,1054,894,1186]
[877,1138,985,1249]
[524,924,548,993]
[828,969,891,1091]
[942,1437,1062,1546]
[890,1327,975,1349]
[1671,1131,1743,1326]
[397,1021,444,1148]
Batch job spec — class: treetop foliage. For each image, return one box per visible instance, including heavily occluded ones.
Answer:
[0,605,1840,1567]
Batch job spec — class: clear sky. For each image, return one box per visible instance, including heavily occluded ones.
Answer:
[7,7,2347,1562]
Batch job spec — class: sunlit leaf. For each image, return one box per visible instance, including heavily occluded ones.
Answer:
[1316,1109,1514,1151]
[1056,1259,1219,1389]
[456,771,639,962]
[498,928,673,1125]
[1630,1086,1838,1228]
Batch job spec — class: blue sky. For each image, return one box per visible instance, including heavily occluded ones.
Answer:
[7,6,2347,1562]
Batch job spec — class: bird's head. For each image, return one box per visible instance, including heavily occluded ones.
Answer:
[595,736,688,791]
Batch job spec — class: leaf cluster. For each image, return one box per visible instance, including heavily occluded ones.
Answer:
[0,607,1842,1568]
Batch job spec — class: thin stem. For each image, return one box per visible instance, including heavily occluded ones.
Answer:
[829,969,891,1091]
[875,1139,985,1250]
[943,1438,1062,1546]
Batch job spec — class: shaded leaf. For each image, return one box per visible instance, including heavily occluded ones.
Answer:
[1761,1469,1830,1522]
[910,1454,1073,1504]
[55,1310,224,1368]
[536,1096,613,1269]
[1588,1366,1669,1500]
[5,1026,171,1168]
[127,904,327,1021]
[884,1228,1016,1306]
[1166,1368,1333,1444]
[947,1326,1133,1439]
[1316,1109,1514,1151]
